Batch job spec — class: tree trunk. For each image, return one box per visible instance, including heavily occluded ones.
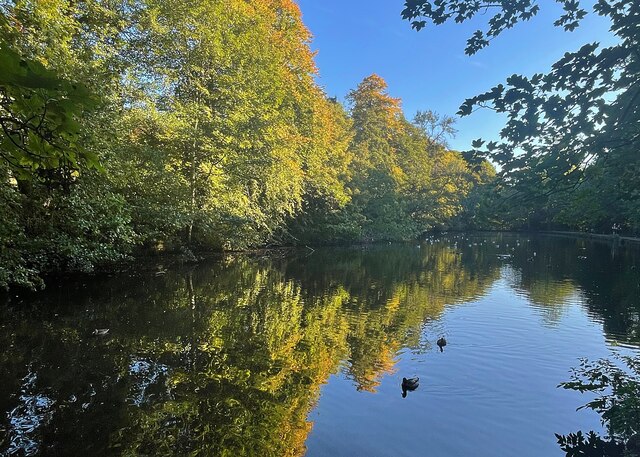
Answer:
[187,118,199,246]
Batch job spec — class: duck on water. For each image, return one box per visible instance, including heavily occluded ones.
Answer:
[402,377,419,398]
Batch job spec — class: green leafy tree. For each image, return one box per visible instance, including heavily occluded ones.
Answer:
[402,0,640,234]
[0,17,99,180]
[557,355,640,456]
[342,74,474,241]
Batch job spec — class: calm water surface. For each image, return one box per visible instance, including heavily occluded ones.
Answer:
[1,234,639,456]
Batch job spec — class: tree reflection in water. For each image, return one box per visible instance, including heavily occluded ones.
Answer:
[0,235,638,456]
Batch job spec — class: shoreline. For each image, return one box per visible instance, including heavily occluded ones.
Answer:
[540,230,640,245]
[434,229,640,245]
[5,231,639,294]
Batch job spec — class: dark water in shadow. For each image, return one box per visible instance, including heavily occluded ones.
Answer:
[1,234,639,456]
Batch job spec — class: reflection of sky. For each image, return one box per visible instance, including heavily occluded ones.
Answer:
[6,371,54,456]
[128,358,169,406]
[306,273,616,457]
[297,0,619,152]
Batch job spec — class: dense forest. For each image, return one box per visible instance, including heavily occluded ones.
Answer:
[1,0,638,290]
[0,0,493,289]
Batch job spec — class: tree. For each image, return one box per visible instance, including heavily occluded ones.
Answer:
[124,0,337,249]
[345,74,411,240]
[412,110,457,149]
[0,0,134,288]
[402,0,640,232]
[308,74,478,242]
[0,16,99,181]
[557,355,640,456]
[403,117,473,230]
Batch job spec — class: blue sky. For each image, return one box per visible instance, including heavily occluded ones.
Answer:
[296,1,617,151]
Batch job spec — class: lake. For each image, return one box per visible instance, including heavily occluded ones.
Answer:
[1,233,639,456]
